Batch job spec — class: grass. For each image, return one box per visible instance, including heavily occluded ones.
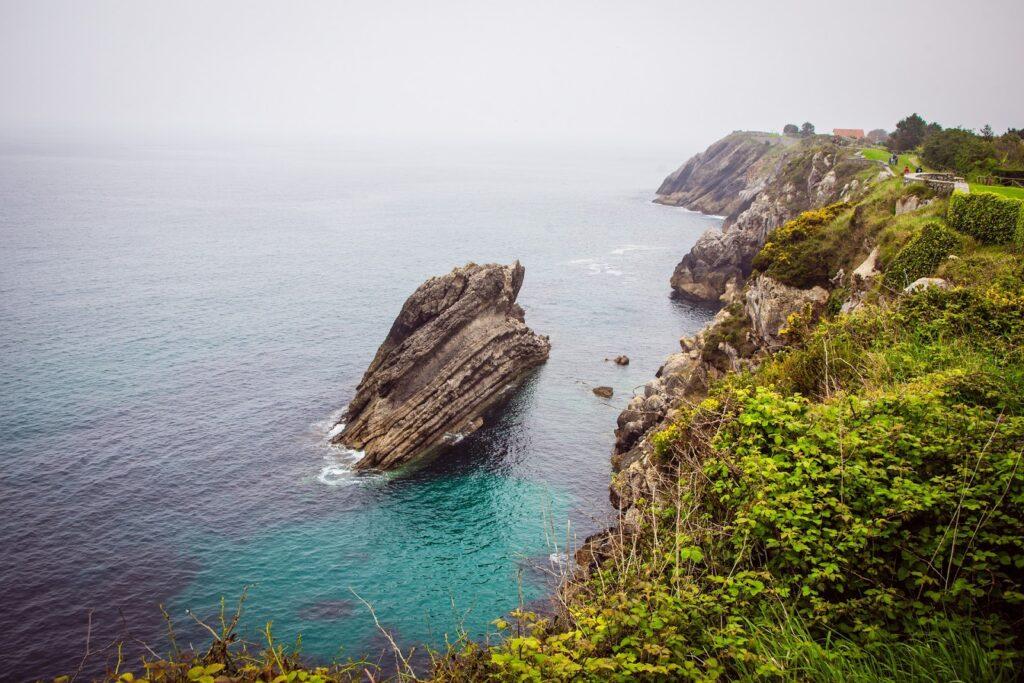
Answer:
[733,608,1020,682]
[969,182,1024,200]
[860,147,923,172]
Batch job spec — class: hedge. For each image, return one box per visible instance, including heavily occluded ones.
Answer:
[885,221,962,288]
[1017,202,1024,250]
[947,191,1022,244]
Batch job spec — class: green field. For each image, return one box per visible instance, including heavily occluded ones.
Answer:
[860,147,923,171]
[969,182,1024,200]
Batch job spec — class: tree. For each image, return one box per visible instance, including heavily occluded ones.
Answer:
[866,128,888,144]
[980,124,994,140]
[888,113,930,151]
[920,128,991,174]
[800,121,815,137]
[783,123,799,136]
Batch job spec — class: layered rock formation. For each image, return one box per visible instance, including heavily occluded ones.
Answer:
[655,132,796,215]
[334,261,550,470]
[660,133,872,303]
[608,273,837,519]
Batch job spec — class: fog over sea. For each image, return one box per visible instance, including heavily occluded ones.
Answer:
[0,143,718,678]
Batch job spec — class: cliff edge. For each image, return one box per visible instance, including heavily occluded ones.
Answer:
[659,132,873,303]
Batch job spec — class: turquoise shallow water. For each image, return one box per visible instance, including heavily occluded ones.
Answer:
[176,471,570,664]
[0,143,716,678]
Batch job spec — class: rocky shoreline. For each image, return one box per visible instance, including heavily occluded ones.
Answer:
[661,132,873,304]
[582,132,881,553]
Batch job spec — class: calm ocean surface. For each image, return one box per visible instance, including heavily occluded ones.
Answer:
[0,143,717,678]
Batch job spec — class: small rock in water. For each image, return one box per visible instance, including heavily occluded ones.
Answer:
[593,386,614,398]
[613,355,629,366]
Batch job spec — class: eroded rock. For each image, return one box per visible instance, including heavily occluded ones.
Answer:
[744,274,828,348]
[333,261,550,470]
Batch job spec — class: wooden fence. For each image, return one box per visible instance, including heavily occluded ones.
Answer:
[976,176,1024,188]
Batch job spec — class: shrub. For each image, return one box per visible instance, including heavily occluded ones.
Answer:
[883,221,962,288]
[1017,201,1024,250]
[947,191,1023,244]
[752,202,851,288]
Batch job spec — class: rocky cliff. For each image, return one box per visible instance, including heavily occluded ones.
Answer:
[660,133,873,303]
[334,261,550,470]
[608,272,830,518]
[655,131,795,215]
[606,138,887,524]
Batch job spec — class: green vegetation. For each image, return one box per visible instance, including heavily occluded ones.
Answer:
[751,203,852,288]
[455,274,1024,681]
[948,190,1024,244]
[731,610,1019,682]
[860,147,922,171]
[970,183,1024,200]
[885,113,1024,179]
[883,221,963,288]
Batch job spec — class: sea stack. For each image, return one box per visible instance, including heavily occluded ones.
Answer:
[334,261,550,470]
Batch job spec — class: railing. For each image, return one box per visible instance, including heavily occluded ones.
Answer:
[976,176,1024,188]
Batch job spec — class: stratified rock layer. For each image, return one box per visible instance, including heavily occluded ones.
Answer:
[660,133,871,303]
[334,261,550,470]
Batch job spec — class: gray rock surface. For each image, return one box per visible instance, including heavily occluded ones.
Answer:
[744,275,829,348]
[904,277,949,293]
[334,261,550,470]
[663,135,872,303]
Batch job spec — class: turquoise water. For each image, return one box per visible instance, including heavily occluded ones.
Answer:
[177,472,569,663]
[0,143,717,678]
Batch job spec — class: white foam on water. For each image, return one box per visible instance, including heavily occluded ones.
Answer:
[311,413,374,487]
[609,244,655,255]
[316,444,366,486]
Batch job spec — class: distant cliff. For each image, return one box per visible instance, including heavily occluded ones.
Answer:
[658,132,874,303]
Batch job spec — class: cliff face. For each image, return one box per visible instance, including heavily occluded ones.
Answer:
[655,131,795,215]
[660,133,872,303]
[608,272,831,517]
[607,137,881,521]
[335,261,550,470]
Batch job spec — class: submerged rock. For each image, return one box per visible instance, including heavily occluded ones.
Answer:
[593,386,614,399]
[333,261,550,470]
[613,355,629,366]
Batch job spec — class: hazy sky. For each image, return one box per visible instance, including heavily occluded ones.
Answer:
[2,0,1021,150]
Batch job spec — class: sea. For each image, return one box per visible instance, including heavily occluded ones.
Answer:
[0,141,719,679]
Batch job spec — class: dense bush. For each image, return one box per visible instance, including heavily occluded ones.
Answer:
[752,203,851,288]
[454,280,1024,681]
[948,191,1023,244]
[883,221,962,287]
[1017,202,1024,249]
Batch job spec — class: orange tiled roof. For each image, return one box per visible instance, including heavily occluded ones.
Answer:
[833,128,865,139]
